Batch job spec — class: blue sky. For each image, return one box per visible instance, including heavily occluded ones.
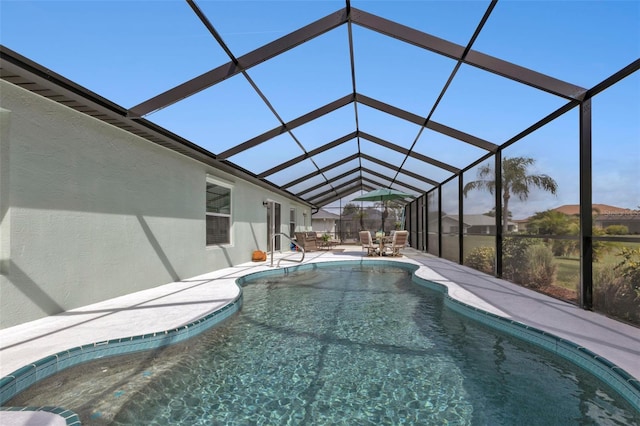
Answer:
[1,0,639,218]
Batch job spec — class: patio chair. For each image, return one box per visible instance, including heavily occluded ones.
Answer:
[294,232,318,251]
[387,230,408,256]
[359,230,377,256]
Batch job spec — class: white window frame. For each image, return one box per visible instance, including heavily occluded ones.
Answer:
[206,176,233,246]
[289,207,296,238]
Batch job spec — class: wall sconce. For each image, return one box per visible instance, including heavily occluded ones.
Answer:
[262,199,275,208]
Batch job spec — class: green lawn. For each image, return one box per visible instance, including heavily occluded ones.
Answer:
[554,257,580,290]
[441,235,496,263]
[598,240,640,264]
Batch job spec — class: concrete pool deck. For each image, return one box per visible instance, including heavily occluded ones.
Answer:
[1,247,639,424]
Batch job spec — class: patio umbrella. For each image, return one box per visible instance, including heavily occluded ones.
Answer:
[352,188,414,232]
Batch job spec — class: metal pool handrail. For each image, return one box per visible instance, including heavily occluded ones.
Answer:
[270,232,305,267]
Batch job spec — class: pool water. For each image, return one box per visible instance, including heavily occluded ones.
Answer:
[8,265,639,425]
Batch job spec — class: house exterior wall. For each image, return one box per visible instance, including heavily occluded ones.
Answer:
[467,225,492,235]
[312,219,336,235]
[596,216,640,234]
[0,81,309,328]
[441,217,459,234]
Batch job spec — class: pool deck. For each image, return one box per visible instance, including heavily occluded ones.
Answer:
[1,246,639,425]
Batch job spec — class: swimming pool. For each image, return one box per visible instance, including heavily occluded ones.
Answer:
[6,264,640,424]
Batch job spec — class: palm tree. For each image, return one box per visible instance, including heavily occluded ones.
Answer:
[463,156,558,235]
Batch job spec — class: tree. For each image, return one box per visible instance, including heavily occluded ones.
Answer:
[463,157,558,235]
[373,201,389,232]
[342,203,367,231]
[527,210,576,235]
[342,203,360,216]
[374,200,402,232]
[484,207,512,218]
[527,209,579,256]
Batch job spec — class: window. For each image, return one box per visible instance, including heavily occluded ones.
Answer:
[206,178,231,245]
[289,208,296,237]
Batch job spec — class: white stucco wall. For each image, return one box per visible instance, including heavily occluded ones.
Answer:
[0,80,310,328]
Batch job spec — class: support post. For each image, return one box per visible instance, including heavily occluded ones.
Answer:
[438,186,443,258]
[579,99,593,309]
[458,175,464,264]
[495,152,503,278]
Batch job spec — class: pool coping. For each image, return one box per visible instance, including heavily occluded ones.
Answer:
[1,252,639,423]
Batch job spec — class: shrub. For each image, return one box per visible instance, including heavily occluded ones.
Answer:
[593,265,619,304]
[592,226,609,262]
[502,237,538,284]
[551,239,576,257]
[525,244,557,289]
[593,250,640,326]
[502,237,556,288]
[605,224,629,235]
[464,246,495,274]
[614,247,640,299]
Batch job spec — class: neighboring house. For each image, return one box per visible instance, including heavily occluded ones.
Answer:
[519,204,640,234]
[552,204,630,216]
[312,209,341,236]
[441,215,468,235]
[512,218,531,231]
[442,215,518,234]
[597,213,640,234]
[555,204,640,234]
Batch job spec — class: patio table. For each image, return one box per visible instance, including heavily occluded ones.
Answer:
[376,236,393,256]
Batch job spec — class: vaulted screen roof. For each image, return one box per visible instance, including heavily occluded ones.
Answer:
[1,1,638,210]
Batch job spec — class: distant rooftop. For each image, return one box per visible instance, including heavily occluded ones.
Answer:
[553,204,637,216]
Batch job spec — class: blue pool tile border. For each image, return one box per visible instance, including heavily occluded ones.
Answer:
[0,292,243,408]
[1,259,638,418]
